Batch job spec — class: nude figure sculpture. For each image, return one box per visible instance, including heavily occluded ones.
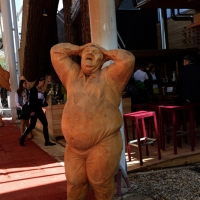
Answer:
[50,43,135,200]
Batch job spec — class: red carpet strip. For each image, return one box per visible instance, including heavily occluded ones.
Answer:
[0,119,96,200]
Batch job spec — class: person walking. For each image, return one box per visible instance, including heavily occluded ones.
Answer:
[15,79,34,139]
[19,77,56,146]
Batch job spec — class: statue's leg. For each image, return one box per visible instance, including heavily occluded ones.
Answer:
[64,144,89,200]
[86,132,123,200]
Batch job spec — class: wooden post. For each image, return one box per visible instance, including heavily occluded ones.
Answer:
[176,61,179,77]
[164,63,167,77]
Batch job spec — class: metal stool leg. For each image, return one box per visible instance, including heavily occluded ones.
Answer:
[135,118,143,166]
[153,113,161,160]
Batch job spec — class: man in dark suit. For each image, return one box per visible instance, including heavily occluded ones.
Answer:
[176,55,200,126]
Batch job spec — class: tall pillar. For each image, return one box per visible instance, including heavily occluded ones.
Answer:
[88,0,126,171]
[1,0,18,122]
[88,0,118,49]
[11,0,21,79]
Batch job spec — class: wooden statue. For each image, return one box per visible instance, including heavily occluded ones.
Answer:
[0,66,11,92]
[50,43,135,200]
[0,66,10,127]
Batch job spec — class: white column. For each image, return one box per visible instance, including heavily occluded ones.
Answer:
[11,0,21,78]
[1,0,18,122]
[88,0,126,171]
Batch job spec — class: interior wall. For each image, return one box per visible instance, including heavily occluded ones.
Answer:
[157,12,200,49]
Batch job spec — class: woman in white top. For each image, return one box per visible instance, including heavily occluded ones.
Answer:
[15,79,34,139]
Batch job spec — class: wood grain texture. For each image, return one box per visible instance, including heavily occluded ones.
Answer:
[157,12,200,49]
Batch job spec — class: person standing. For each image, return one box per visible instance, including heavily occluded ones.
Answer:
[46,75,54,93]
[176,55,200,102]
[19,77,56,146]
[133,62,149,83]
[15,79,34,139]
[176,55,200,126]
[147,64,160,95]
[133,62,149,104]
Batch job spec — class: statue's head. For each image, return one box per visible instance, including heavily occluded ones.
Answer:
[81,45,104,75]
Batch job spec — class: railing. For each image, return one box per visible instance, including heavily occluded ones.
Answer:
[132,0,148,7]
[71,0,80,21]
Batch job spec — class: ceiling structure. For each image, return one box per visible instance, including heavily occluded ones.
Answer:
[20,0,124,82]
[133,0,200,8]
[17,0,200,81]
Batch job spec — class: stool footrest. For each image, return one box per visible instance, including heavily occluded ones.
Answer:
[129,137,156,146]
[124,110,161,165]
[164,127,172,132]
[176,130,189,136]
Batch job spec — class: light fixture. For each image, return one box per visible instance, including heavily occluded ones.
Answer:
[43,9,48,17]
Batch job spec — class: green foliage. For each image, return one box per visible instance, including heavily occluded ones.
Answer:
[0,56,6,69]
[135,80,146,89]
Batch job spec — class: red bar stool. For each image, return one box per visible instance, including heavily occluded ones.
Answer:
[182,102,200,146]
[131,104,150,138]
[149,104,171,148]
[182,102,200,130]
[160,105,195,155]
[124,110,148,141]
[148,104,164,138]
[123,111,161,166]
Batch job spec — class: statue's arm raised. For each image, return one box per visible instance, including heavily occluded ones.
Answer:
[50,43,86,83]
[101,47,135,93]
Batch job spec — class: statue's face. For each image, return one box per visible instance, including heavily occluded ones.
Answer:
[81,46,103,75]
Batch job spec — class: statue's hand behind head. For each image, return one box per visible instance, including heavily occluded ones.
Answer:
[82,43,109,63]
